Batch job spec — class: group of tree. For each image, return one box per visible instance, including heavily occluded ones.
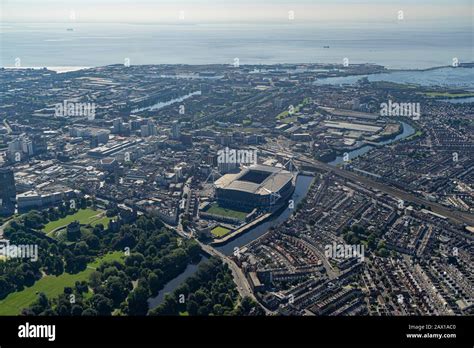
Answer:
[3,208,262,317]
[0,214,67,299]
[342,224,389,257]
[150,257,264,316]
[1,201,118,300]
[20,215,202,316]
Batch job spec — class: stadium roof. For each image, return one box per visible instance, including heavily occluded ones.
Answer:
[215,164,294,196]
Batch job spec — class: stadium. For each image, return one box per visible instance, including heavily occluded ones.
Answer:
[214,164,296,210]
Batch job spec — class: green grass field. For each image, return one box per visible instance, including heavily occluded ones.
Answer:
[406,130,423,141]
[0,251,124,315]
[90,216,114,228]
[211,226,231,238]
[424,91,474,98]
[88,251,124,268]
[276,98,310,119]
[205,204,248,221]
[43,209,104,233]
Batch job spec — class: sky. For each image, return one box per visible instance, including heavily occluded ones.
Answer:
[1,0,472,24]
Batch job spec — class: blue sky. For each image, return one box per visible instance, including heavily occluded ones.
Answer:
[1,0,472,24]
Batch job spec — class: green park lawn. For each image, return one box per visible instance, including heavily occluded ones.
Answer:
[211,226,231,238]
[0,251,124,315]
[205,204,248,221]
[43,208,105,233]
[90,216,114,228]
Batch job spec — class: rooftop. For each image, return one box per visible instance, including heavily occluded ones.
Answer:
[215,164,294,196]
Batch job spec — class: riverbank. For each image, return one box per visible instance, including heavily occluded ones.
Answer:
[210,213,273,246]
[328,120,416,166]
[147,254,209,311]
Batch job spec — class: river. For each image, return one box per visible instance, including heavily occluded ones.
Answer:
[437,96,474,104]
[147,255,209,311]
[328,121,416,166]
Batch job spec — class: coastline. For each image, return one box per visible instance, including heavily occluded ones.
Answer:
[1,62,472,74]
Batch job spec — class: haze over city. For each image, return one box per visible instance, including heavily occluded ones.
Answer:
[0,0,472,346]
[2,0,472,24]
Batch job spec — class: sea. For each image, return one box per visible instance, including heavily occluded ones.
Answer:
[0,21,472,70]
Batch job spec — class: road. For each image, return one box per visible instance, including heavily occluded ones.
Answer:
[173,216,273,313]
[172,217,269,308]
[198,242,253,297]
[198,242,274,314]
[2,119,12,134]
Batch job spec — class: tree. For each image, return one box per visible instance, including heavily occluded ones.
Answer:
[239,296,259,315]
[29,293,51,314]
[89,271,102,289]
[148,272,162,296]
[186,300,199,316]
[367,233,377,250]
[149,294,175,316]
[90,294,113,315]
[75,281,89,295]
[57,304,70,316]
[125,253,145,268]
[66,222,81,241]
[223,294,233,309]
[22,211,44,229]
[82,308,98,316]
[105,276,130,307]
[38,292,50,308]
[71,304,84,316]
[44,255,64,275]
[65,254,88,274]
[212,304,224,316]
[74,241,89,256]
[85,235,100,250]
[185,241,201,261]
[127,286,149,315]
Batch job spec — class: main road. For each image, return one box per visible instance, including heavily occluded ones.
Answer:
[198,242,254,299]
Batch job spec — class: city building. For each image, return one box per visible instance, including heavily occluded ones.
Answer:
[215,164,295,210]
[0,167,16,216]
